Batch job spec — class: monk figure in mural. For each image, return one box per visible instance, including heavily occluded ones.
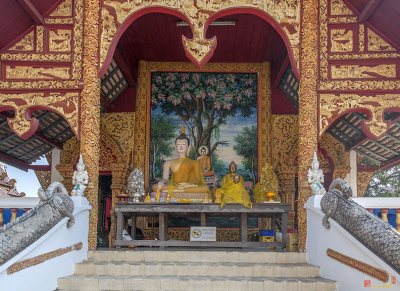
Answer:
[156,126,210,195]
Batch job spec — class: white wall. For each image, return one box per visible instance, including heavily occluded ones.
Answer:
[305,196,399,291]
[0,197,91,291]
[344,150,358,197]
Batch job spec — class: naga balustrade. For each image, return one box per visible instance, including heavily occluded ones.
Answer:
[352,197,400,231]
[0,197,40,227]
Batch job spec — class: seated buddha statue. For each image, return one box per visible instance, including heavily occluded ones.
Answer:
[197,145,219,188]
[155,128,210,200]
[215,161,252,209]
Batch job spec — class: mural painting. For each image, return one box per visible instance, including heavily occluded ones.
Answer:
[149,71,258,188]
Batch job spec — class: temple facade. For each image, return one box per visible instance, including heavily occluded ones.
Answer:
[0,0,399,252]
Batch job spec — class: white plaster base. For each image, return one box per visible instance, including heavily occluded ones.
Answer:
[305,195,400,291]
[0,197,91,291]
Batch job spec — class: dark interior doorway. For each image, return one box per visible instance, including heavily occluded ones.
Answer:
[98,175,112,247]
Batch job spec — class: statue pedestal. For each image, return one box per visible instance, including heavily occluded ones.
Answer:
[150,191,211,203]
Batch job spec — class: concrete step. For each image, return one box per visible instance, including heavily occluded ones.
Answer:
[74,261,320,278]
[88,250,307,264]
[58,275,336,291]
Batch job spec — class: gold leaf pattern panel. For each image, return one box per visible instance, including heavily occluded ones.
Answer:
[100,0,300,70]
[367,29,396,52]
[330,28,353,52]
[7,31,35,52]
[49,0,73,17]
[320,93,400,139]
[357,171,375,197]
[5,66,71,80]
[330,0,353,16]
[330,64,396,79]
[319,133,350,180]
[49,29,72,52]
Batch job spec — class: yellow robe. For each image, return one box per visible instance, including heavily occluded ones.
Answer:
[168,157,210,194]
[217,174,252,209]
[197,155,214,176]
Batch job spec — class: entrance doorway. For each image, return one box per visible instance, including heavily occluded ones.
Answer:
[98,175,112,247]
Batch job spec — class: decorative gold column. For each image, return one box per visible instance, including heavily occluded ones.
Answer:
[81,0,100,250]
[109,163,130,247]
[55,164,74,193]
[278,171,297,229]
[258,62,272,167]
[297,0,319,251]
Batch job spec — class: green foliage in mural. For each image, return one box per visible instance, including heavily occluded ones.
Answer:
[233,126,258,184]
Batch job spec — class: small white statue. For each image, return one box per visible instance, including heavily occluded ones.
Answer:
[126,168,145,202]
[308,152,326,196]
[71,154,89,197]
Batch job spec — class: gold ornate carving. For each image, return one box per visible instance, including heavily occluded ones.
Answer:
[0,92,79,138]
[319,80,400,91]
[329,16,357,23]
[330,29,353,52]
[49,29,72,52]
[5,65,71,80]
[329,52,400,60]
[0,80,80,90]
[81,0,100,251]
[7,242,82,275]
[330,0,353,15]
[35,171,51,190]
[135,61,269,191]
[357,171,375,197]
[298,0,319,251]
[49,0,73,17]
[61,136,80,164]
[359,24,364,52]
[331,64,396,79]
[101,0,300,70]
[101,112,135,162]
[7,31,34,52]
[36,26,44,52]
[72,0,84,80]
[319,0,328,79]
[320,93,400,139]
[56,164,75,193]
[367,29,396,52]
[1,53,72,62]
[44,18,74,25]
[319,133,350,180]
[272,115,298,171]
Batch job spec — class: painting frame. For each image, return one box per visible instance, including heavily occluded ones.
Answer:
[133,61,272,191]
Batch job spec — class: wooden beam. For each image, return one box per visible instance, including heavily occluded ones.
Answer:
[357,0,382,23]
[0,152,29,171]
[17,0,44,25]
[34,132,62,149]
[113,47,137,87]
[28,165,51,171]
[272,56,289,88]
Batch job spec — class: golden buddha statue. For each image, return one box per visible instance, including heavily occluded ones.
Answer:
[253,162,280,203]
[197,146,214,176]
[154,125,210,201]
[215,161,252,209]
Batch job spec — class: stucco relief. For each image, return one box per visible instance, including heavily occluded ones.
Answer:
[100,0,300,70]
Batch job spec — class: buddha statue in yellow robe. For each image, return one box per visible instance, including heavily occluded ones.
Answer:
[197,146,214,176]
[155,130,210,196]
[215,162,252,209]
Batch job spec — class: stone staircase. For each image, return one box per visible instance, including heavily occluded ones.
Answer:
[57,249,336,291]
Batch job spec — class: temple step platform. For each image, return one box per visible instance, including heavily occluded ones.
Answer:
[57,249,336,290]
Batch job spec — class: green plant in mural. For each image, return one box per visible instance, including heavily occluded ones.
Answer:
[233,126,258,184]
[151,72,257,156]
[149,114,178,181]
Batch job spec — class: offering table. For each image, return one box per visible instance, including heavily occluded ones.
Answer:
[114,203,290,249]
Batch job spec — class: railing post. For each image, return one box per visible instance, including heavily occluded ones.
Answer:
[380,208,389,223]
[10,208,18,222]
[0,209,3,227]
[366,208,374,214]
[396,209,400,232]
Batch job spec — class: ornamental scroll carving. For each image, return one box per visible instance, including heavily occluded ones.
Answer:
[330,64,396,79]
[330,0,353,16]
[100,0,300,70]
[0,92,79,139]
[319,133,350,180]
[367,29,396,52]
[330,29,353,52]
[319,93,400,140]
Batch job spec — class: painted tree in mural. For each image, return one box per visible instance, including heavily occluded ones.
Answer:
[151,72,257,156]
[233,126,258,184]
[149,114,178,181]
